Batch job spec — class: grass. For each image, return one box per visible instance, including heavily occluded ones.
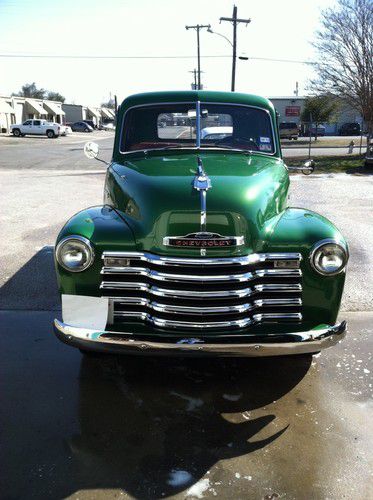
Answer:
[286,154,372,174]
[281,137,369,148]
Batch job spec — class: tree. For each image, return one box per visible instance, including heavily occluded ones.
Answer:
[12,83,65,102]
[46,91,65,103]
[311,0,373,136]
[101,99,115,109]
[13,82,45,99]
[301,95,339,140]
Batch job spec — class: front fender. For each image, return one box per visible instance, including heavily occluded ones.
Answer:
[264,208,348,325]
[55,205,136,296]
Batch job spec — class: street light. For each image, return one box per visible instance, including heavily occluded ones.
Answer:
[207,27,250,88]
[207,27,233,48]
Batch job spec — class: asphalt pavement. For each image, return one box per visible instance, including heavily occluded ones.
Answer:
[0,134,372,499]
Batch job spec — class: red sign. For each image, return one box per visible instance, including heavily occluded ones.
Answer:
[285,106,301,117]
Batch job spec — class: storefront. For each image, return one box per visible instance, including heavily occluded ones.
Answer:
[0,98,16,133]
[43,100,65,124]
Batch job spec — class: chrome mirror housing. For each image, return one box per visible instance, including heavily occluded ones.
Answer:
[302,159,315,175]
[287,159,315,175]
[84,141,100,159]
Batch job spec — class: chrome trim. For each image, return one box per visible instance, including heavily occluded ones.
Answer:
[193,156,212,232]
[54,320,346,357]
[162,234,245,248]
[119,101,278,158]
[102,251,302,267]
[310,238,349,276]
[101,282,302,298]
[196,100,201,148]
[111,297,301,315]
[100,268,302,282]
[105,312,301,329]
[55,235,95,273]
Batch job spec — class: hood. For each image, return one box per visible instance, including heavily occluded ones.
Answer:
[107,152,289,256]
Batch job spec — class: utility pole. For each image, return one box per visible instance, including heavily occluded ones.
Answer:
[185,24,210,90]
[220,5,251,91]
[189,69,204,90]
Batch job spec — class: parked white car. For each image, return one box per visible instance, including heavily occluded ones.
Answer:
[60,124,72,136]
[10,119,61,138]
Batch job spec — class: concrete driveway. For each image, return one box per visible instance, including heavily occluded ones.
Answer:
[0,136,372,499]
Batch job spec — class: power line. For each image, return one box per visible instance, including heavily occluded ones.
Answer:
[0,53,316,64]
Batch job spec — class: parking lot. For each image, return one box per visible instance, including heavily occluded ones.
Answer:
[0,134,372,499]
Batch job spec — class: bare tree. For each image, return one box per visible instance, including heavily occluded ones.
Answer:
[311,0,373,136]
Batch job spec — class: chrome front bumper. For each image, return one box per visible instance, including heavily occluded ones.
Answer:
[54,319,346,357]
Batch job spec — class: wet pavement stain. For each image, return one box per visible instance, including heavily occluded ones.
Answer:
[0,311,372,499]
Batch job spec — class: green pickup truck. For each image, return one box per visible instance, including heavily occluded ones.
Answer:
[53,90,348,357]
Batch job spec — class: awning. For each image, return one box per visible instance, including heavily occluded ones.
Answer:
[101,108,113,119]
[25,99,47,115]
[43,100,65,116]
[0,98,15,114]
[87,106,101,119]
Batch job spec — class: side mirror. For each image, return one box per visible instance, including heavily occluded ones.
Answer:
[302,159,315,175]
[84,141,99,159]
[83,141,109,165]
[287,159,315,175]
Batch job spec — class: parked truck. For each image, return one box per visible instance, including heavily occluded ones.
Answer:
[10,119,62,138]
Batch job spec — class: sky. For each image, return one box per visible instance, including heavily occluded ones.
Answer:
[0,0,336,106]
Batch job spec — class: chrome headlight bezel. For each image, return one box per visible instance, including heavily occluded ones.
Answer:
[55,235,95,273]
[310,239,348,276]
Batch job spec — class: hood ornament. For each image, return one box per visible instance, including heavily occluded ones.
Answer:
[193,157,211,192]
[193,157,211,233]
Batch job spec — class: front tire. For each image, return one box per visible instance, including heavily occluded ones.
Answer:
[12,129,21,137]
[46,130,55,138]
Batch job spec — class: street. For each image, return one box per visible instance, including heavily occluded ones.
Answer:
[0,135,372,499]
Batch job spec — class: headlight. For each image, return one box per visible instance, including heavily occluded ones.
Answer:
[56,236,94,272]
[310,239,348,276]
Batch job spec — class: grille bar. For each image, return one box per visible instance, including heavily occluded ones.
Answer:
[110,312,302,329]
[103,251,302,267]
[101,267,302,283]
[111,297,301,315]
[100,282,302,299]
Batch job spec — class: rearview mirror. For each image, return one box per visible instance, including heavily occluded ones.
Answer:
[287,159,315,175]
[302,159,315,175]
[84,141,99,159]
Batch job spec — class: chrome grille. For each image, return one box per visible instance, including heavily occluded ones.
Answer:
[100,251,302,330]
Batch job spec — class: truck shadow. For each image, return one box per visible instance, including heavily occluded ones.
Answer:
[69,352,311,499]
[0,246,60,310]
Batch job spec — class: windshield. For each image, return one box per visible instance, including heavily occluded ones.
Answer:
[121,103,275,154]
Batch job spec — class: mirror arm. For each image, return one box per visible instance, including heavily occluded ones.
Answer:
[287,166,313,172]
[95,157,110,166]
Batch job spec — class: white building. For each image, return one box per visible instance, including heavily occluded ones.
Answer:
[0,96,65,134]
[269,96,364,135]
[62,104,114,127]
